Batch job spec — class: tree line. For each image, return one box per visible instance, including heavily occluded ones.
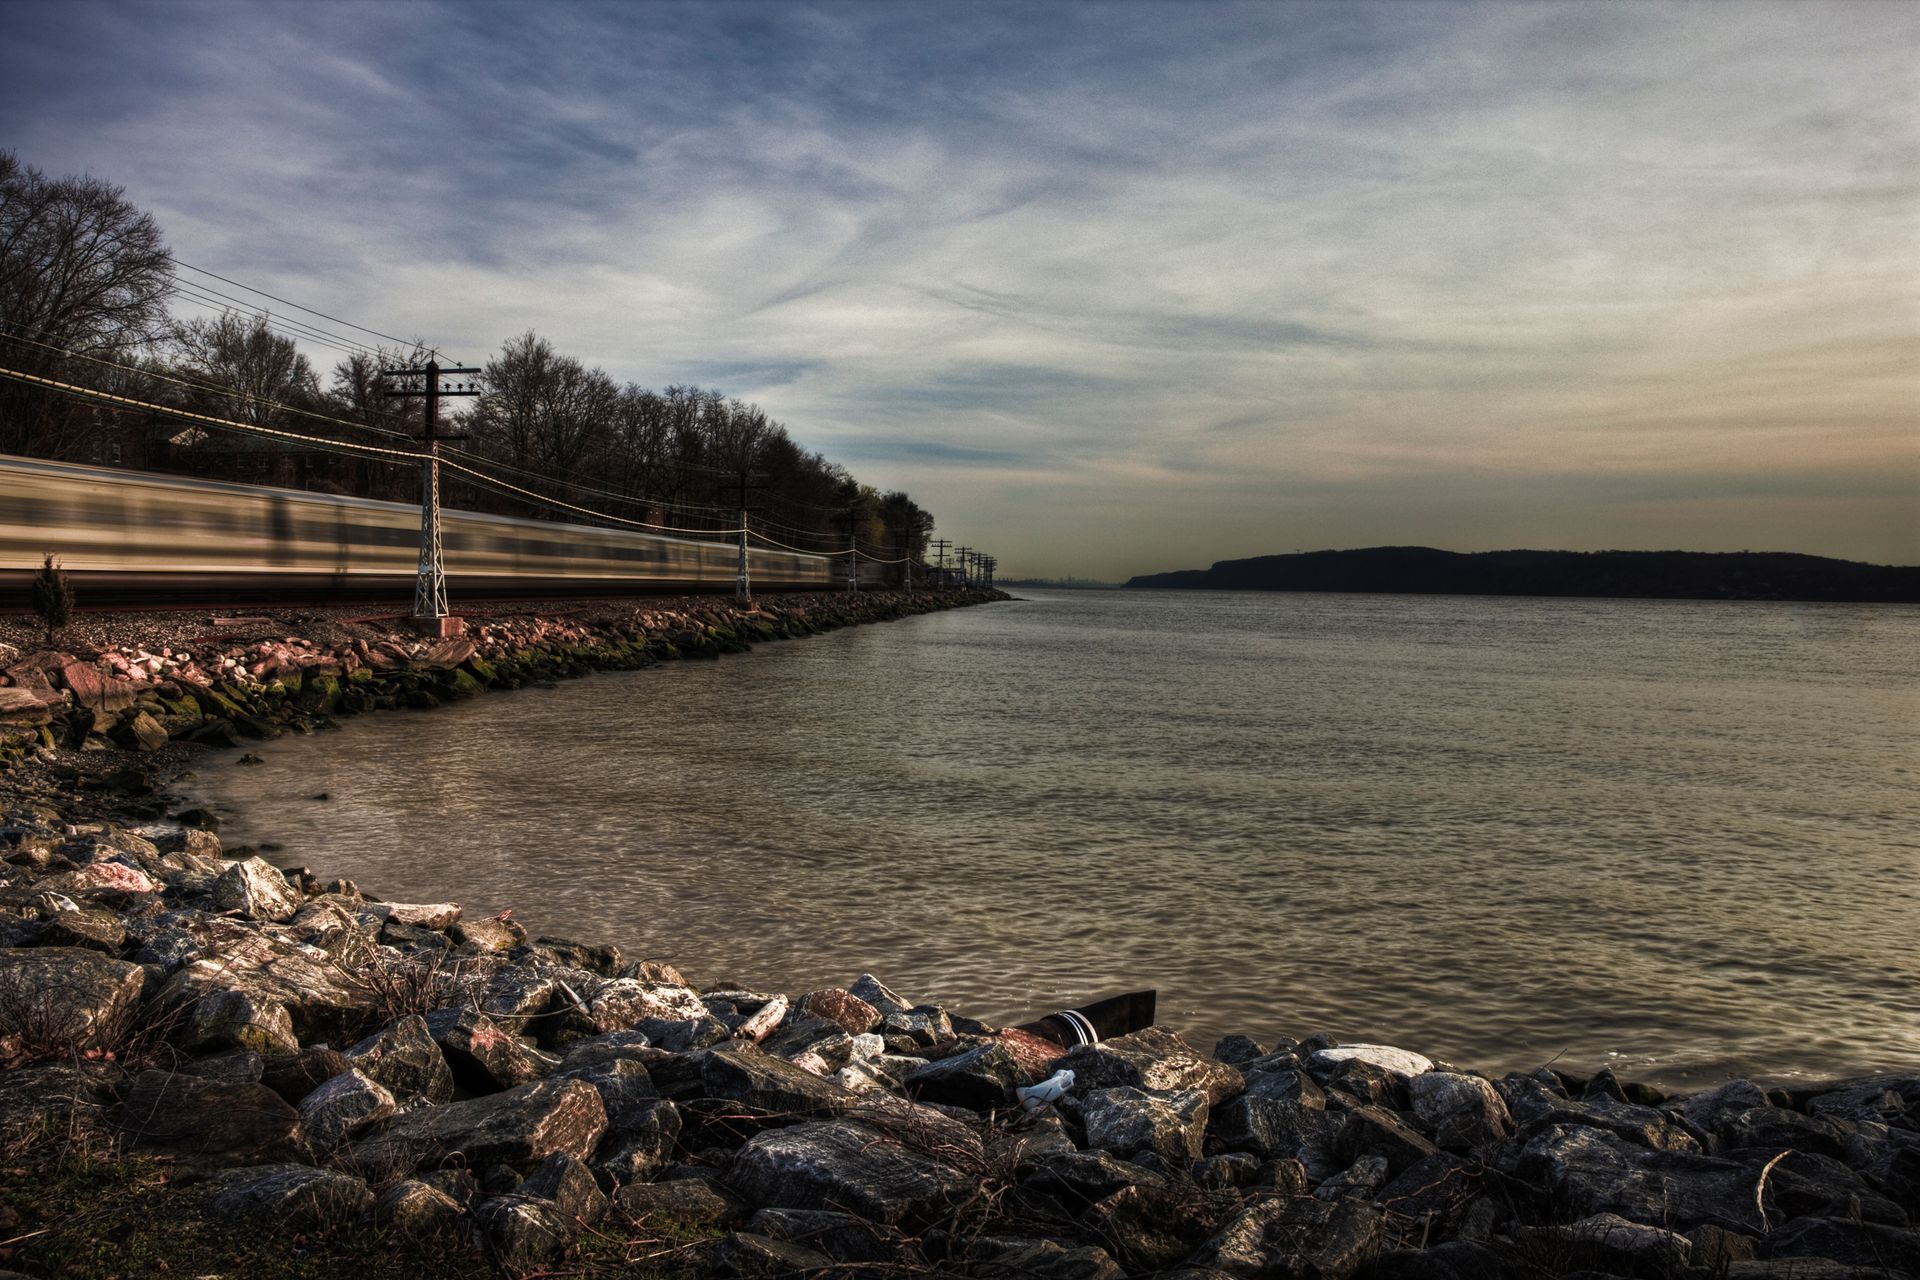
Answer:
[0,150,933,562]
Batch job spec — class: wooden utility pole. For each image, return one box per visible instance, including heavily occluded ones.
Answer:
[383,359,479,635]
[931,539,950,590]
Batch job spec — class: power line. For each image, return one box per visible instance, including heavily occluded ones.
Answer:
[173,259,435,356]
[5,332,913,550]
[0,331,423,445]
[165,283,382,360]
[0,333,771,524]
[0,364,757,541]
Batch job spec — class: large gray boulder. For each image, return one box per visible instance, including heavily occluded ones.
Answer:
[1511,1123,1767,1232]
[476,966,556,1033]
[519,1150,607,1227]
[848,973,911,1016]
[0,947,146,1054]
[727,1117,978,1226]
[700,1045,858,1121]
[593,1099,681,1185]
[345,1014,454,1105]
[208,1164,373,1228]
[424,1005,556,1091]
[118,1069,305,1167]
[1209,1095,1351,1178]
[183,988,299,1057]
[1497,1071,1699,1152]
[572,977,707,1036]
[344,1077,607,1178]
[473,1194,573,1271]
[1186,1195,1387,1279]
[904,1041,1030,1111]
[1410,1070,1512,1151]
[1061,1026,1243,1106]
[158,926,371,1044]
[298,1067,396,1151]
[373,1179,465,1234]
[615,1176,748,1229]
[213,857,302,922]
[1682,1079,1771,1134]
[556,1057,657,1131]
[1082,1086,1209,1163]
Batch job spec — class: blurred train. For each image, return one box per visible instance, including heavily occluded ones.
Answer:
[0,454,876,601]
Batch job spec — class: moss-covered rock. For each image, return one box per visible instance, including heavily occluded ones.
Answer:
[299,674,342,712]
[191,685,249,720]
[442,669,485,700]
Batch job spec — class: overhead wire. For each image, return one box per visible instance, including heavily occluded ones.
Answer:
[166,282,380,359]
[10,257,974,564]
[172,259,436,356]
[0,364,760,542]
[0,331,424,446]
[0,333,769,524]
[46,259,892,522]
[7,356,979,571]
[0,365,426,461]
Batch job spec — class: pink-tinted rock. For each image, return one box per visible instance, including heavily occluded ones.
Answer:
[58,662,136,712]
[422,638,477,668]
[0,687,54,725]
[40,861,160,895]
[801,989,882,1036]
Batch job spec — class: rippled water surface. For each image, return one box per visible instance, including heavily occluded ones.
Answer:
[189,590,1920,1087]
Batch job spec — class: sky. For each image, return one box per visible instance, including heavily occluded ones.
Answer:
[3,0,1915,578]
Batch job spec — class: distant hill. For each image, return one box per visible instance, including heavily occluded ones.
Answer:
[1125,547,1920,603]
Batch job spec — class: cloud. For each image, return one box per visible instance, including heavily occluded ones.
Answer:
[2,0,1914,577]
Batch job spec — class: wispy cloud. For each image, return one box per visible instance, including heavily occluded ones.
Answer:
[3,0,1914,575]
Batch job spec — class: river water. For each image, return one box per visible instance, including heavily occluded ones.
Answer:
[186,589,1920,1088]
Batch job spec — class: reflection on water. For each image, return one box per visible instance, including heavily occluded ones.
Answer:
[188,590,1920,1087]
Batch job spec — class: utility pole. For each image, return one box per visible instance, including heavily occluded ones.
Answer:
[846,499,860,594]
[733,468,761,605]
[931,539,950,590]
[957,547,972,589]
[383,359,479,636]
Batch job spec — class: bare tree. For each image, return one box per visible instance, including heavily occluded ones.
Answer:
[469,329,555,472]
[329,343,432,501]
[529,357,617,481]
[608,383,672,518]
[0,151,173,458]
[167,312,321,484]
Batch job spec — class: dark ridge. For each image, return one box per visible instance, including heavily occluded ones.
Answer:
[1125,547,1920,603]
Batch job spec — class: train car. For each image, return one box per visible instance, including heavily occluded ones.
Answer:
[0,453,870,601]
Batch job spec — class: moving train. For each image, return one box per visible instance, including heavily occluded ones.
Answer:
[0,454,874,601]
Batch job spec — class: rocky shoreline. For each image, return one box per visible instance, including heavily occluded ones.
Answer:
[0,590,1916,1279]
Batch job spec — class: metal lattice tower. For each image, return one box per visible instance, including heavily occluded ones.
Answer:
[416,448,448,618]
[383,360,479,627]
